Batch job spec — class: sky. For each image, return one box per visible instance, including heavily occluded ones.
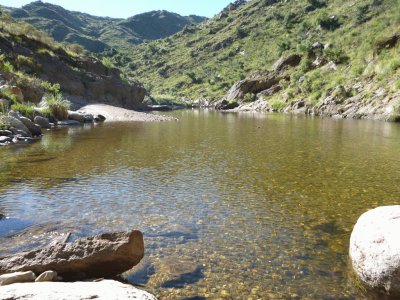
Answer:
[0,0,234,18]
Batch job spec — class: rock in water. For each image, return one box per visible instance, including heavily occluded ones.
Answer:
[0,231,144,279]
[34,116,51,129]
[0,280,157,300]
[350,206,400,297]
[0,271,36,286]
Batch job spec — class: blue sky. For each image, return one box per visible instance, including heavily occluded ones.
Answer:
[0,0,234,18]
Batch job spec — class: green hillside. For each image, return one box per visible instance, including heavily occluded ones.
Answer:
[6,1,206,52]
[117,0,400,111]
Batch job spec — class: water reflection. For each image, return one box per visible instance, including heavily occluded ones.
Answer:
[0,111,400,298]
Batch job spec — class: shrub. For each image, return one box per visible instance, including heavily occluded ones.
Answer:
[269,97,287,110]
[0,113,9,129]
[324,47,349,64]
[40,81,61,96]
[315,12,341,31]
[11,102,36,120]
[68,44,85,55]
[43,93,70,120]
[101,57,114,69]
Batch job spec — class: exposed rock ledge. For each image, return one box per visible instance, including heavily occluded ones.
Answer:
[0,280,157,300]
[0,231,144,280]
[78,104,177,122]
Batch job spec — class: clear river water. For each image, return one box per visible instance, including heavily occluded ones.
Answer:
[1,110,400,299]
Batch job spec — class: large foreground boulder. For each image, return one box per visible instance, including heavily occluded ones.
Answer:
[0,231,144,280]
[0,280,157,300]
[350,206,400,298]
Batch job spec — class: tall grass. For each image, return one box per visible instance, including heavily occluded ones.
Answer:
[42,93,70,120]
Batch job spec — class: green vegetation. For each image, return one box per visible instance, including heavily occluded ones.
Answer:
[94,0,398,109]
[7,2,206,52]
[10,102,35,119]
[42,93,70,120]
[0,113,9,129]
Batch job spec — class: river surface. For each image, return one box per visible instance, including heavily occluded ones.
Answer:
[1,110,400,299]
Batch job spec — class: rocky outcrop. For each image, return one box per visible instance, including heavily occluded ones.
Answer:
[220,54,300,106]
[0,85,24,102]
[0,230,144,280]
[0,34,146,110]
[0,280,157,300]
[272,54,302,72]
[350,206,400,298]
[225,71,280,102]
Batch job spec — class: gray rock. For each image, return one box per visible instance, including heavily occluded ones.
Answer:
[83,114,94,123]
[272,54,302,72]
[57,120,82,126]
[35,270,58,282]
[0,231,144,280]
[94,114,106,122]
[8,110,22,120]
[34,116,51,129]
[4,117,31,137]
[225,71,280,102]
[0,271,36,286]
[350,206,400,297]
[0,130,12,136]
[19,116,42,136]
[0,280,157,299]
[68,111,85,123]
[0,136,12,143]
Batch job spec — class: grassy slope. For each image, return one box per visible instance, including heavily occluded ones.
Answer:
[122,0,400,105]
[7,1,206,52]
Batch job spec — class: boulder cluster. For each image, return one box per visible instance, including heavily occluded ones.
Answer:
[0,109,105,146]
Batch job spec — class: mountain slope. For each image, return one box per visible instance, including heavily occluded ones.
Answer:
[0,11,145,111]
[118,0,400,119]
[6,1,206,52]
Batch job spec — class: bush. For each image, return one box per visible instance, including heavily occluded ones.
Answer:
[315,12,341,31]
[101,57,114,69]
[40,81,60,96]
[11,102,36,120]
[324,47,349,64]
[43,93,70,120]
[0,113,9,129]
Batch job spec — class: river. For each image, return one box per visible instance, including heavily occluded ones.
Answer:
[1,110,400,299]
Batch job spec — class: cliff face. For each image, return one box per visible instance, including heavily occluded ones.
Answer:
[0,32,146,109]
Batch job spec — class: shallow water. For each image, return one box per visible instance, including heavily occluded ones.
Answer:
[1,110,400,299]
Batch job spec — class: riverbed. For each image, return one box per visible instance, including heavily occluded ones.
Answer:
[1,110,400,299]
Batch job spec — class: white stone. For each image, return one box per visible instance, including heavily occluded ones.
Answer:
[0,271,36,286]
[0,280,157,299]
[35,270,58,282]
[350,206,400,296]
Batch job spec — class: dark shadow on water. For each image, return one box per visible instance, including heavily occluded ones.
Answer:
[313,221,345,235]
[126,261,156,285]
[161,266,205,289]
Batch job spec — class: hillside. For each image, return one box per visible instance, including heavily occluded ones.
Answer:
[0,10,146,117]
[117,0,400,119]
[6,1,206,52]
